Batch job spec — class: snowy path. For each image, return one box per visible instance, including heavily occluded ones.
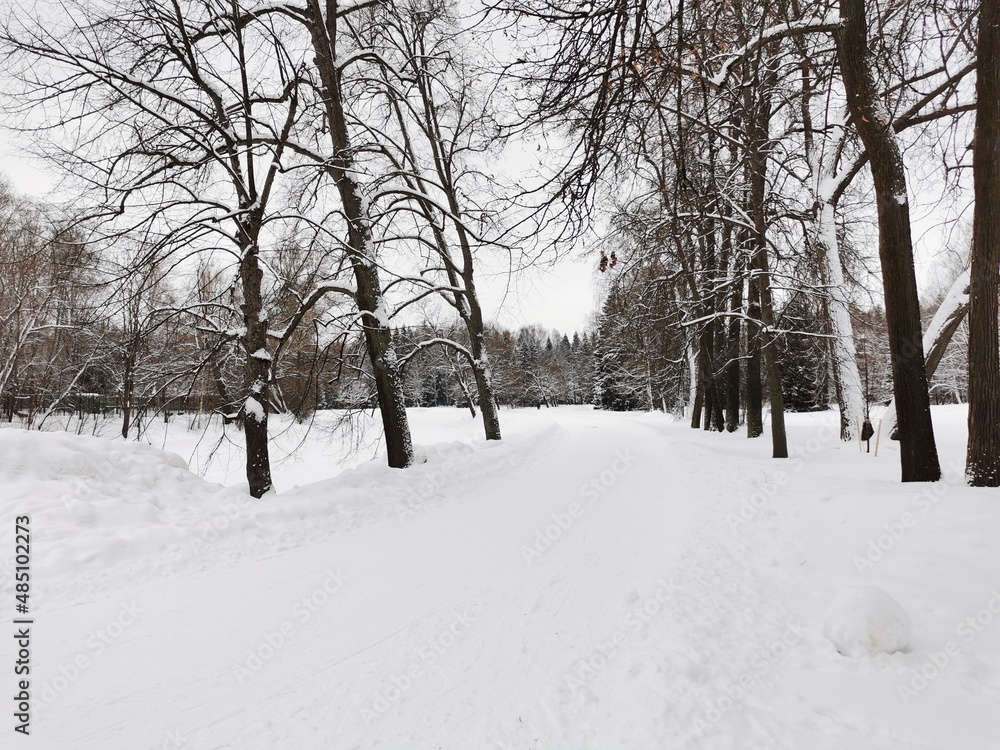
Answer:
[3,407,1000,749]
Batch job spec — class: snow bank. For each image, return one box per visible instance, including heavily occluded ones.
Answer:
[822,586,912,657]
[0,429,253,593]
[0,418,559,601]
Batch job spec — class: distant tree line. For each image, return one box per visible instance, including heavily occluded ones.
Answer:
[592,257,972,421]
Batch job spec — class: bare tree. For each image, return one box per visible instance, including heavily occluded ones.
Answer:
[378,2,507,440]
[835,0,941,482]
[4,0,314,496]
[287,0,418,468]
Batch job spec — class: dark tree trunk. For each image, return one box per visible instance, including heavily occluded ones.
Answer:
[885,270,969,440]
[747,222,788,458]
[209,354,235,424]
[459,265,502,440]
[305,0,413,469]
[757,286,789,458]
[725,249,743,433]
[702,380,714,430]
[469,332,502,440]
[355,264,413,468]
[239,224,273,498]
[748,102,787,458]
[422,222,502,441]
[121,351,134,439]
[710,382,725,432]
[967,1,1000,486]
[836,0,940,482]
[745,279,764,438]
[704,324,725,432]
[743,82,783,454]
[700,325,716,431]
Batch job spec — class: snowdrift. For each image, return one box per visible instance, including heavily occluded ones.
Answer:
[0,420,558,602]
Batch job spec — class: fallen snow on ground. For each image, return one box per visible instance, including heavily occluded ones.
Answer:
[1,405,999,749]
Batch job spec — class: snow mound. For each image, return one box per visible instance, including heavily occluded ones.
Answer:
[0,428,250,585]
[0,423,560,601]
[822,586,912,658]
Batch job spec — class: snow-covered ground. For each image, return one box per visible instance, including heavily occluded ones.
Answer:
[1,405,999,749]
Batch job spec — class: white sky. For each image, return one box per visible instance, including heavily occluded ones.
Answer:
[0,147,55,198]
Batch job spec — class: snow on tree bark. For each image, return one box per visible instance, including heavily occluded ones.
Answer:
[239,224,273,499]
[882,269,970,439]
[815,196,865,442]
[303,0,414,469]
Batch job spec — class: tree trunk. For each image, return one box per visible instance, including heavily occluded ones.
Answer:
[687,339,700,424]
[305,0,413,469]
[836,0,940,482]
[356,268,414,469]
[745,75,786,457]
[121,350,134,439]
[759,317,788,458]
[725,247,744,433]
[471,359,502,439]
[745,282,764,438]
[884,268,970,438]
[816,197,865,441]
[239,230,273,499]
[706,324,725,432]
[383,25,502,444]
[690,349,704,429]
[691,334,706,428]
[967,1,1000,486]
[698,323,722,431]
[463,286,502,441]
[448,352,477,417]
[710,388,725,431]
